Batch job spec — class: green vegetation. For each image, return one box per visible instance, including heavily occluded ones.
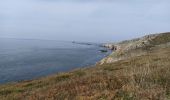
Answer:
[0,32,170,100]
[150,32,170,45]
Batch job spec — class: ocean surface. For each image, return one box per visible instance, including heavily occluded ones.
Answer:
[0,38,110,84]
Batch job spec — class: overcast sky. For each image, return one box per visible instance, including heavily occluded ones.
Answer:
[0,0,169,42]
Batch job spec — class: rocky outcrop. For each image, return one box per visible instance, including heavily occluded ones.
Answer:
[102,44,118,51]
[100,32,170,64]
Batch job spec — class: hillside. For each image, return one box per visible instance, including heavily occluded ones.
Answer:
[0,32,170,100]
[101,32,170,64]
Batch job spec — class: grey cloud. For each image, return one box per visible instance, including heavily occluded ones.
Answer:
[0,0,170,42]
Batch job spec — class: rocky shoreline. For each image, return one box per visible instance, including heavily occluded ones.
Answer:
[0,32,170,100]
[100,32,170,64]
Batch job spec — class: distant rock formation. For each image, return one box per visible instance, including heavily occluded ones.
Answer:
[102,44,117,51]
[72,41,93,45]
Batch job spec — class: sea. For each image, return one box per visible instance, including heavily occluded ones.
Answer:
[0,38,110,84]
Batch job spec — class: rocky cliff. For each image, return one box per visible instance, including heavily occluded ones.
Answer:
[100,32,170,64]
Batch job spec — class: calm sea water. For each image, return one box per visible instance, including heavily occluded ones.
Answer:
[0,38,110,84]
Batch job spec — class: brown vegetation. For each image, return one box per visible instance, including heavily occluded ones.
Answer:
[0,32,170,100]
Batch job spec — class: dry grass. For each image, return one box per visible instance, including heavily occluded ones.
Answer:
[0,46,170,100]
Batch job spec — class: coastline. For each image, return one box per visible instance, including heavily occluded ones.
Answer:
[0,32,170,100]
[0,42,111,84]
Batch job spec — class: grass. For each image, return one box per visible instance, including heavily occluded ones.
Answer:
[150,32,170,45]
[0,32,170,100]
[0,45,169,100]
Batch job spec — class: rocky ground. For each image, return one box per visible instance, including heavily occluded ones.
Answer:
[101,32,170,64]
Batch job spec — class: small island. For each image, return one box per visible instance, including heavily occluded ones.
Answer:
[99,49,108,52]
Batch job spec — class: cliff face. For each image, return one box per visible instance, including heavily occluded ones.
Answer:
[100,32,170,64]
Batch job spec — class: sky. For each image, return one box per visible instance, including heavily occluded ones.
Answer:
[0,0,170,42]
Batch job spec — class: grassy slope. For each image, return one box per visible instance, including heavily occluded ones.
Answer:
[0,33,170,100]
[102,32,170,64]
